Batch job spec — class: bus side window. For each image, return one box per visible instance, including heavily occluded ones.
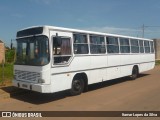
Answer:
[90,35,106,54]
[106,36,119,53]
[150,41,154,53]
[73,33,89,54]
[130,39,139,53]
[120,38,130,53]
[144,41,150,53]
[139,40,144,53]
[53,37,72,64]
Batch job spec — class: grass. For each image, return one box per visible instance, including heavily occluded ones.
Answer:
[156,60,160,65]
[0,63,14,85]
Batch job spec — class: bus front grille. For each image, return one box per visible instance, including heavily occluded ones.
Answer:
[15,70,40,82]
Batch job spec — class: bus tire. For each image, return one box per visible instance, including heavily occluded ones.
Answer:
[131,66,139,80]
[70,78,84,96]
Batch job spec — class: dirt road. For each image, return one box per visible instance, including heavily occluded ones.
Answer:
[0,66,160,119]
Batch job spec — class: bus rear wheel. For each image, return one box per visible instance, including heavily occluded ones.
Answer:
[70,78,84,96]
[131,66,139,80]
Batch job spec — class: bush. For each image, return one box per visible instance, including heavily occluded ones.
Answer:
[156,60,160,65]
[0,63,13,83]
[5,49,15,63]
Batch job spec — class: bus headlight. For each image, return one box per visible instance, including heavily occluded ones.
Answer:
[38,78,45,83]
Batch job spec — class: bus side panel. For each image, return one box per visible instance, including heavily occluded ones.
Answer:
[120,54,140,77]
[50,73,72,92]
[139,54,155,73]
[89,55,107,83]
[70,56,92,83]
[107,55,121,80]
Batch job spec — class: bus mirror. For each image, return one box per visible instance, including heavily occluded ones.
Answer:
[57,37,62,45]
[53,37,62,46]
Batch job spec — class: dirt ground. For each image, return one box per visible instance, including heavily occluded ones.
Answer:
[0,66,160,120]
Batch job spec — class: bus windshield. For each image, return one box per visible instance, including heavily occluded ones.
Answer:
[15,35,50,66]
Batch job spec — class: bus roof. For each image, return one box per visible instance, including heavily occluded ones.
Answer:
[18,25,152,41]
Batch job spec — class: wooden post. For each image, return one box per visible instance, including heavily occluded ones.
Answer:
[2,59,4,83]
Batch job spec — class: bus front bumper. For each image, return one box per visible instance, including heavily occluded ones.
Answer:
[13,80,52,93]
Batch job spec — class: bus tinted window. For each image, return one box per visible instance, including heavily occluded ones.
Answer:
[139,40,144,53]
[90,35,106,54]
[130,39,139,53]
[120,38,130,53]
[144,41,150,53]
[73,34,89,54]
[17,27,43,37]
[106,37,119,53]
[150,41,154,53]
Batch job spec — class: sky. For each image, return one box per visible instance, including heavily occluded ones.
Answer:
[1,0,160,47]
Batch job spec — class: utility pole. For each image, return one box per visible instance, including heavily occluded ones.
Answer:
[142,24,145,38]
[142,24,160,38]
[11,39,13,49]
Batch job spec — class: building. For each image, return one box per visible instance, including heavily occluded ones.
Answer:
[154,39,160,60]
[0,40,5,63]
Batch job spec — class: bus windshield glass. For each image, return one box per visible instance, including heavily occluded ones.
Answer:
[15,35,50,66]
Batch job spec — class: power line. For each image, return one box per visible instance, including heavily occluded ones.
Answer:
[144,26,160,28]
[142,24,160,38]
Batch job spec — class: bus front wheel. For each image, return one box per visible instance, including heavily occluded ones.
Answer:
[70,78,84,96]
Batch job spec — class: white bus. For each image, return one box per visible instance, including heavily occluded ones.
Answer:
[13,26,155,95]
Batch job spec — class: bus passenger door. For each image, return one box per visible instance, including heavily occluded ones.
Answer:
[49,30,73,92]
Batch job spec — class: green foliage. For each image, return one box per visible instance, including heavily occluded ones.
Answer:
[5,49,15,63]
[0,63,13,83]
[156,60,160,65]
